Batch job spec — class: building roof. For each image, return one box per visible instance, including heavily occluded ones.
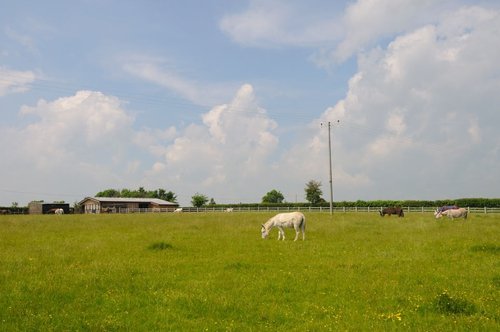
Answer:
[79,197,178,206]
[29,201,70,206]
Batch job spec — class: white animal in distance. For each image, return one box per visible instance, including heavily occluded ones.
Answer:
[441,208,468,219]
[261,212,306,241]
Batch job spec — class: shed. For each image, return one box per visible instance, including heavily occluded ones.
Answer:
[28,202,70,214]
[78,197,178,214]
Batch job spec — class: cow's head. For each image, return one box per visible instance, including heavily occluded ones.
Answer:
[261,224,269,239]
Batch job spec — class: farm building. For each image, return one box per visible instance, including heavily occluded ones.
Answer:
[28,202,70,214]
[78,197,178,214]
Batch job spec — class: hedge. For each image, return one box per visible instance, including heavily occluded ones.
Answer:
[210,198,500,209]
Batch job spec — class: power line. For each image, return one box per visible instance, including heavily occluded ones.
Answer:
[0,75,328,122]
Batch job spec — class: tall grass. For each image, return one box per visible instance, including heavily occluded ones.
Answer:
[0,212,498,331]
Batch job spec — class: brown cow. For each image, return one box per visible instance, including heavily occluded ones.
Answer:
[380,207,404,217]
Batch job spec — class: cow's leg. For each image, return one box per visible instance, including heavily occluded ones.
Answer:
[278,227,284,240]
[293,227,299,241]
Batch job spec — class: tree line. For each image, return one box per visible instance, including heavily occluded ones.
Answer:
[93,183,500,208]
[96,187,177,203]
[213,198,500,209]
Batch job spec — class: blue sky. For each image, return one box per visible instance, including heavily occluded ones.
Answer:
[1,0,499,206]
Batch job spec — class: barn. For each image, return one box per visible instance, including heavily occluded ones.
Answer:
[28,202,70,214]
[78,197,178,214]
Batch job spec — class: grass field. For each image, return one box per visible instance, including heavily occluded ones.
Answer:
[0,212,498,331]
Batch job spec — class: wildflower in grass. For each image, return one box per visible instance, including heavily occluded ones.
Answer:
[380,312,402,321]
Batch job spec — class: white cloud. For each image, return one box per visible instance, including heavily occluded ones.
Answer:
[133,127,177,157]
[306,5,500,199]
[19,91,134,150]
[386,111,406,135]
[467,117,481,144]
[141,84,279,203]
[220,0,450,66]
[4,26,38,54]
[0,66,36,96]
[0,91,139,204]
[122,56,236,106]
[331,0,441,62]
[219,0,341,48]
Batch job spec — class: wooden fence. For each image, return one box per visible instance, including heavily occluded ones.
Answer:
[112,206,500,214]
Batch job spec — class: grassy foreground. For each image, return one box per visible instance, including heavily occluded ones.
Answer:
[0,212,498,331]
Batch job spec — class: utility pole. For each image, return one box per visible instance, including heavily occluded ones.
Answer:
[327,122,333,215]
[322,120,339,215]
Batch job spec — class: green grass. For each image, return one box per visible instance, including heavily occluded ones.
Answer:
[0,212,498,331]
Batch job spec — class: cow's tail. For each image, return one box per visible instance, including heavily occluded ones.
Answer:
[299,213,306,240]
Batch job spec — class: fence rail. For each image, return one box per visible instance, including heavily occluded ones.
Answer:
[126,206,500,214]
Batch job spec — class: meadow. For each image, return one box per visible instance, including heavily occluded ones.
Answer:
[0,212,498,331]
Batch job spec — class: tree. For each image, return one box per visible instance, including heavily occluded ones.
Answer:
[96,189,121,197]
[191,193,209,207]
[95,188,178,202]
[155,189,177,203]
[164,191,177,203]
[262,189,285,204]
[305,180,323,205]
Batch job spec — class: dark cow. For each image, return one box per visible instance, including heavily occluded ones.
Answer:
[380,207,404,217]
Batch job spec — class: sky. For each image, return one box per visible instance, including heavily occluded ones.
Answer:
[1,0,499,207]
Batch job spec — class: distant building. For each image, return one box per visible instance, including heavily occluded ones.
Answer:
[28,202,70,214]
[78,197,178,214]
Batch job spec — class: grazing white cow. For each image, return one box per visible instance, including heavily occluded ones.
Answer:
[434,205,458,218]
[441,208,468,220]
[173,208,183,213]
[261,212,306,241]
[55,208,64,215]
[225,208,234,212]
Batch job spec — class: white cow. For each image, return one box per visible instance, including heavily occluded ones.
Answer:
[261,212,306,241]
[55,208,64,215]
[225,208,234,212]
[434,205,458,218]
[441,208,468,220]
[173,208,183,213]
